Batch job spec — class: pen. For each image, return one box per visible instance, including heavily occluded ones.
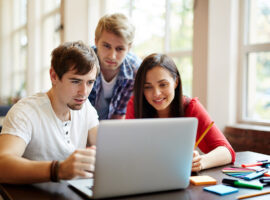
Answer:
[237,190,270,199]
[222,178,263,190]
[242,161,270,168]
[242,162,264,167]
[194,121,214,149]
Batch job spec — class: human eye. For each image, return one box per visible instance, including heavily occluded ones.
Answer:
[160,82,168,87]
[144,85,152,90]
[70,79,81,84]
[71,80,79,84]
[116,47,124,52]
[87,80,95,86]
[103,43,110,49]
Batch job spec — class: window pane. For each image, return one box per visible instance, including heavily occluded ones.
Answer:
[249,0,270,44]
[170,0,193,51]
[13,0,27,28]
[132,0,165,57]
[246,52,270,121]
[173,56,192,97]
[105,0,130,16]
[13,30,27,98]
[42,13,61,91]
[43,0,61,13]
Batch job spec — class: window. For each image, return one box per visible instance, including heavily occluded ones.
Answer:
[0,0,61,104]
[40,0,62,91]
[103,0,194,96]
[240,0,270,124]
[11,0,27,100]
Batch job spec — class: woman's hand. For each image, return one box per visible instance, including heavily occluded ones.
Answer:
[192,150,203,172]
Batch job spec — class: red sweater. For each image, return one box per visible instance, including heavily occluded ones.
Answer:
[125,96,235,163]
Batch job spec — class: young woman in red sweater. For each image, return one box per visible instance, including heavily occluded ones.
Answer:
[126,53,235,172]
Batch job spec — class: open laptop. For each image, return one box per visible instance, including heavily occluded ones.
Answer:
[68,117,198,199]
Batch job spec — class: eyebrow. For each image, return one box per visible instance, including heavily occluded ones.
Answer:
[102,41,125,49]
[69,78,82,81]
[69,77,96,82]
[144,79,168,84]
[102,41,110,46]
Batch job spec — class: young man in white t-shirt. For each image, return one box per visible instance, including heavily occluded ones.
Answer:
[0,41,100,184]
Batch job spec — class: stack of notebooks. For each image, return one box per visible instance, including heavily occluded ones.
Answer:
[222,167,256,179]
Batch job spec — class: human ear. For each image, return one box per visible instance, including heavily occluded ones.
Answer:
[50,67,58,85]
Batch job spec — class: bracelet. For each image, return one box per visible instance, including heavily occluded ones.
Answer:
[50,160,59,182]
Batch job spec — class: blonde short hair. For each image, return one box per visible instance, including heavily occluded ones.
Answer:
[95,13,135,45]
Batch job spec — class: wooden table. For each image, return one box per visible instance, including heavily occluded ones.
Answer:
[1,151,270,200]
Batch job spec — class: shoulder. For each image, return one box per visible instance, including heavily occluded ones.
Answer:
[91,46,97,53]
[119,53,141,80]
[9,93,49,115]
[184,97,207,117]
[1,93,49,144]
[125,96,135,119]
[125,52,142,69]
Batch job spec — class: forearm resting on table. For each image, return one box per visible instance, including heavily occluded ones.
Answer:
[200,146,232,170]
[0,155,51,184]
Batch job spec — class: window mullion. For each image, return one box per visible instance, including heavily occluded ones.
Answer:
[164,0,170,53]
[243,43,270,53]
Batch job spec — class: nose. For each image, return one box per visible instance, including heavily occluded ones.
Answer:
[108,49,116,60]
[153,87,161,97]
[79,83,88,96]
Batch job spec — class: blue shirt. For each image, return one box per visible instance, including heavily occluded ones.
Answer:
[89,47,141,120]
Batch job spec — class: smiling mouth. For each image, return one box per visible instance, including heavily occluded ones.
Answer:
[153,98,165,103]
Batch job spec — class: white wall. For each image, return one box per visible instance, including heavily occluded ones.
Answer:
[207,0,239,130]
[63,0,89,43]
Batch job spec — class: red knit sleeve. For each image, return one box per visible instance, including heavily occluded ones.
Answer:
[125,96,135,119]
[185,98,236,163]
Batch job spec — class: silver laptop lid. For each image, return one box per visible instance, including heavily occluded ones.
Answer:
[93,117,198,199]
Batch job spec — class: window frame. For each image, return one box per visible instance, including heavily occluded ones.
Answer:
[99,0,194,96]
[238,0,270,125]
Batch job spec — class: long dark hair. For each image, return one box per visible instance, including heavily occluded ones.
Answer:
[134,53,184,118]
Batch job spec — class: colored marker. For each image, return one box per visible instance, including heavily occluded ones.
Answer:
[242,161,270,168]
[243,169,267,180]
[260,177,270,184]
[222,178,263,190]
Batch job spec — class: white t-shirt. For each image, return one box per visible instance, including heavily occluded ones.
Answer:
[101,72,118,99]
[1,93,99,161]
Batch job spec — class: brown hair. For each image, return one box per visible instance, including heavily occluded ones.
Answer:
[95,13,135,45]
[134,53,184,118]
[51,41,100,80]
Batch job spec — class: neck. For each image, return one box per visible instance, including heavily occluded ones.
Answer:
[47,89,70,121]
[157,109,170,118]
[101,68,120,82]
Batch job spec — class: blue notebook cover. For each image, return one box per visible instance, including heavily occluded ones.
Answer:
[203,184,239,196]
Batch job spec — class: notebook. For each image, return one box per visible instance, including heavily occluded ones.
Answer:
[203,184,239,196]
[68,117,198,199]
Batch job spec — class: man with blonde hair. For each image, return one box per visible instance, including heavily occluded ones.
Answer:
[89,13,141,120]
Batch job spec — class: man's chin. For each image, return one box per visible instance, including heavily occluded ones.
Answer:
[68,104,83,110]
